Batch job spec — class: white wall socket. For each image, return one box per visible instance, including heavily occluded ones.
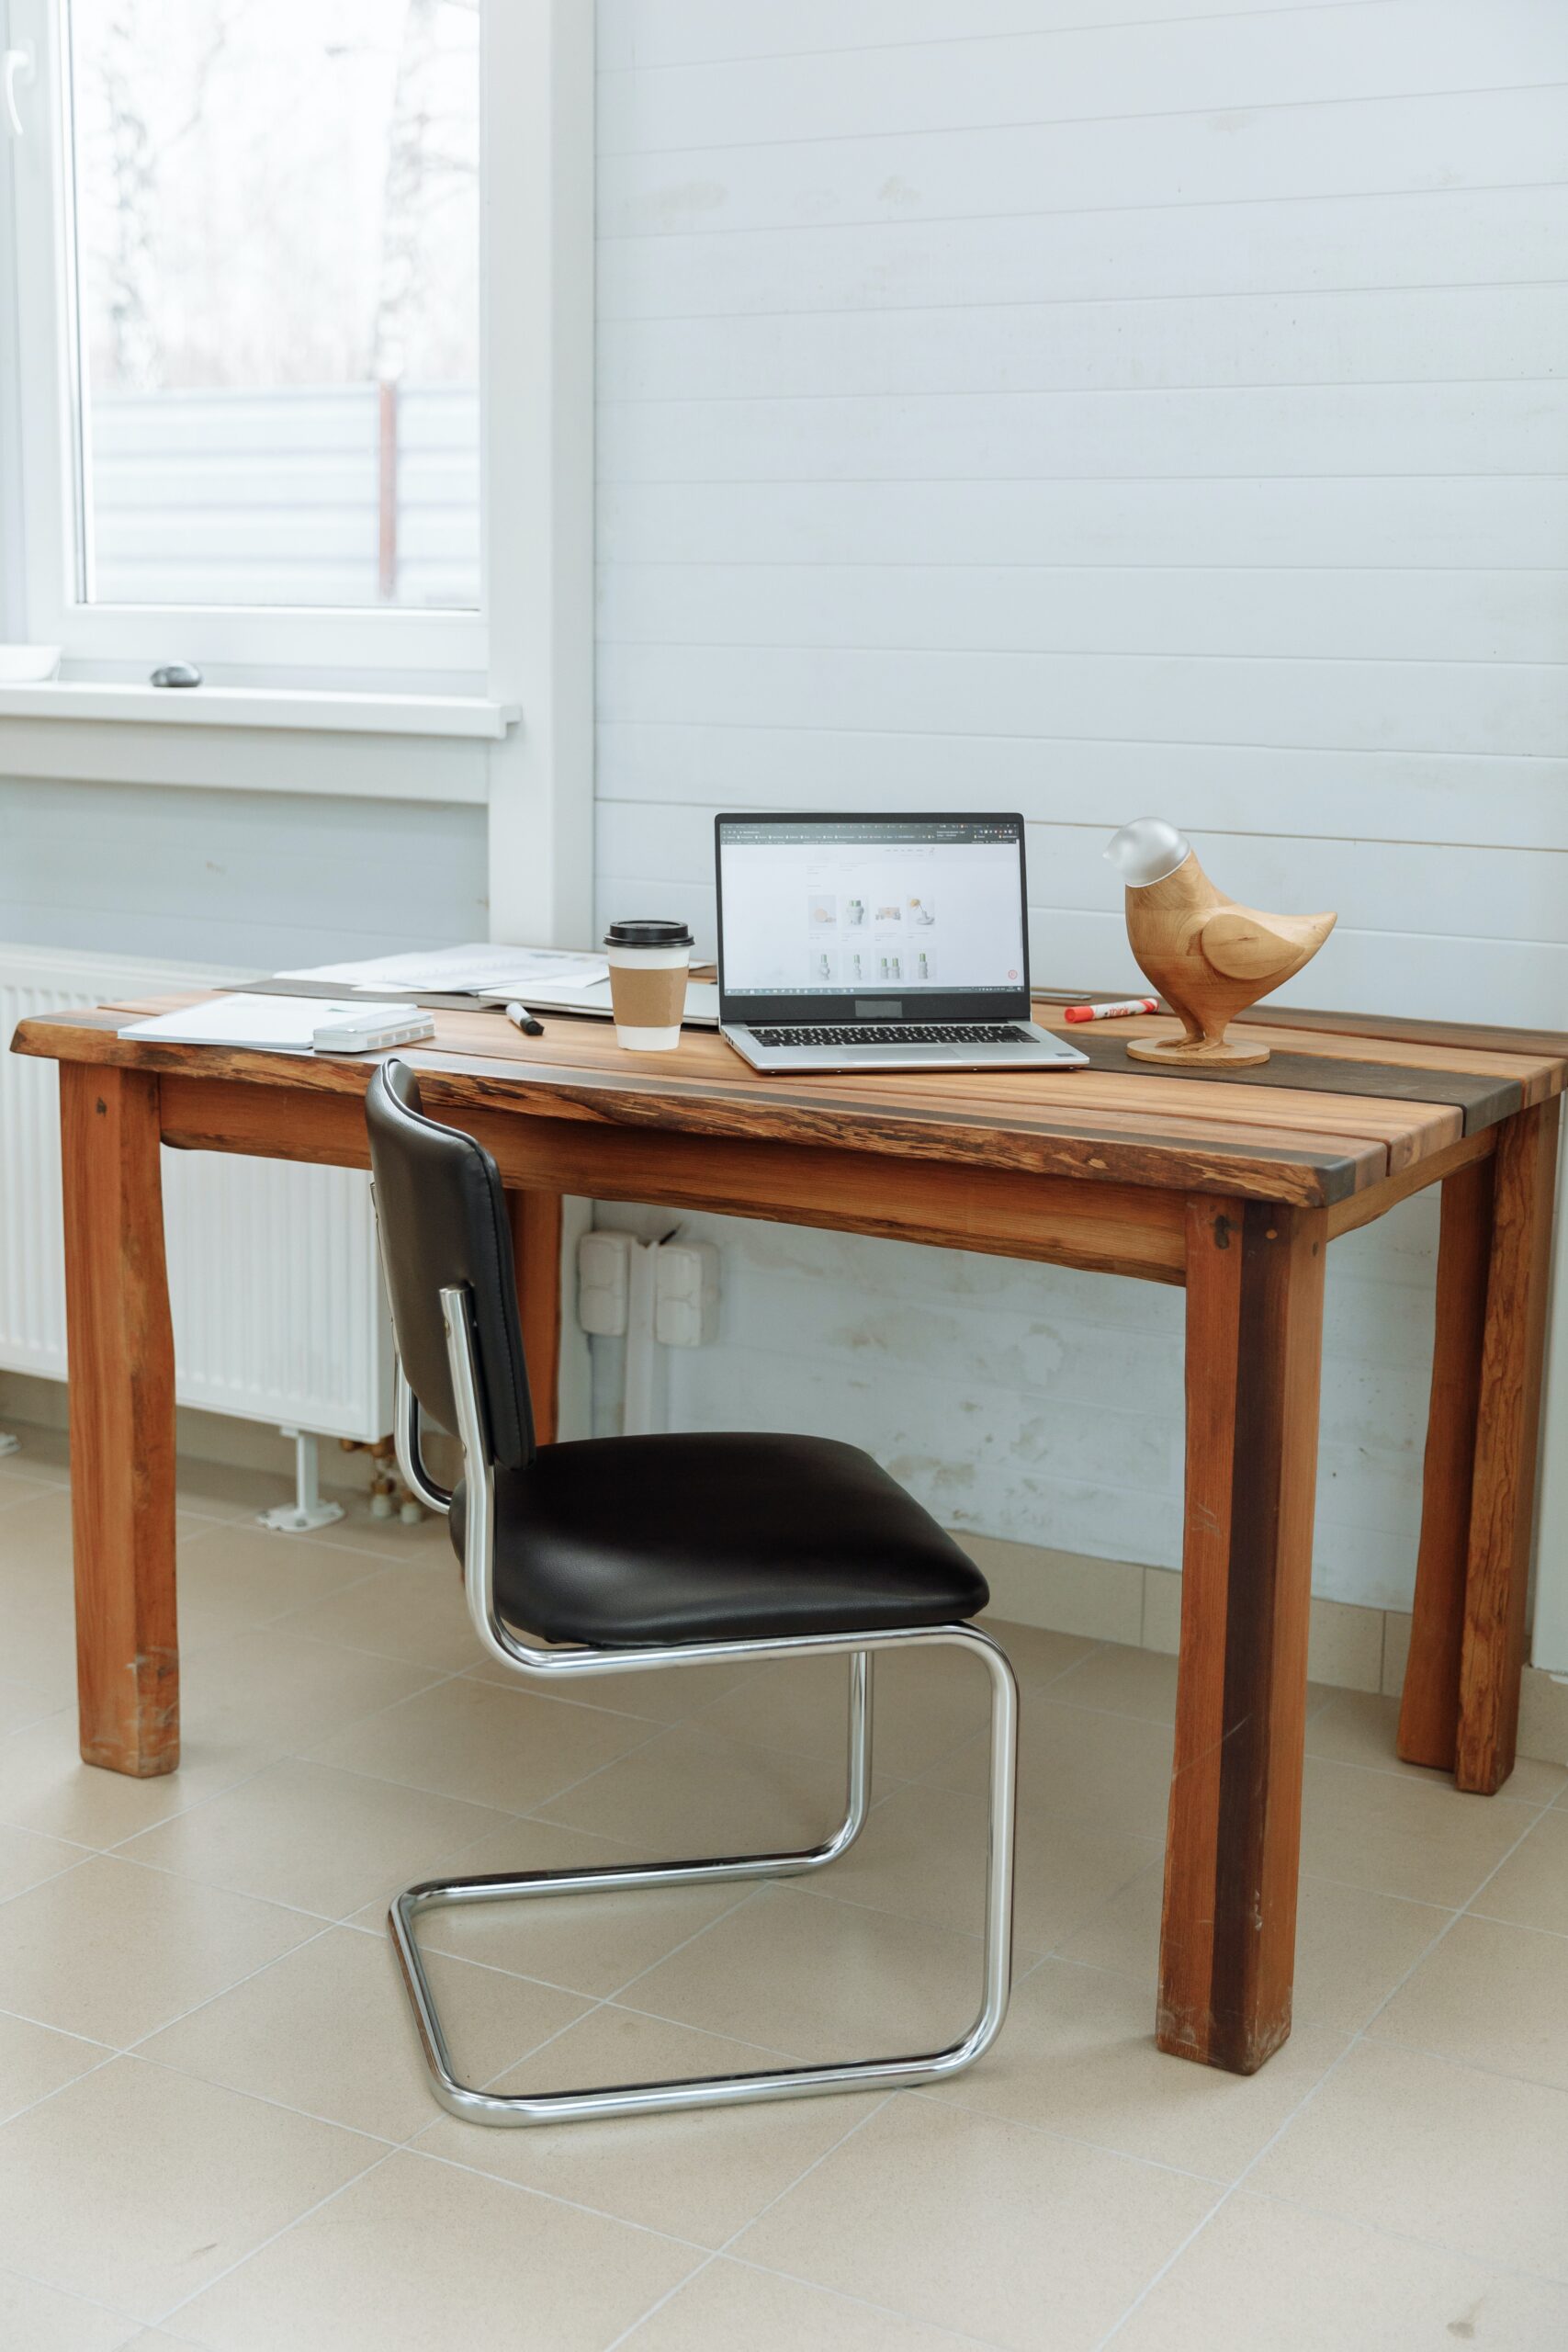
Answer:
[654,1239,721,1348]
[577,1229,631,1336]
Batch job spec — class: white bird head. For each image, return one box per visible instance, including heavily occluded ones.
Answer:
[1104,818,1191,888]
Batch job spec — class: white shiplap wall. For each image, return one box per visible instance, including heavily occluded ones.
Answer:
[591,0,1568,1615]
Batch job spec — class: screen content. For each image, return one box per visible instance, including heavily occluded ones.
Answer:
[718,820,1027,997]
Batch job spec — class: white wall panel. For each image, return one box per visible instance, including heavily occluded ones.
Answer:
[598,5,1568,154]
[593,1,1568,1627]
[603,478,1568,570]
[599,384,1568,484]
[597,0,1332,73]
[601,85,1568,238]
[599,725,1568,853]
[601,643,1568,759]
[600,184,1568,319]
[601,564,1568,666]
[602,287,1567,400]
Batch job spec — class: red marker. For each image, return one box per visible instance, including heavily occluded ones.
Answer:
[1063,996,1159,1023]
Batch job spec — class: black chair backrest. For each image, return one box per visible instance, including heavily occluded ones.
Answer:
[365,1060,536,1470]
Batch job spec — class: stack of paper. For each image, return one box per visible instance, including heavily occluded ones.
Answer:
[278,944,610,998]
[119,996,418,1056]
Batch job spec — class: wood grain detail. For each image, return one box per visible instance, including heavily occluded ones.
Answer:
[58,1064,179,1776]
[1325,1128,1494,1241]
[1454,1099,1562,1793]
[507,1189,565,1447]
[1397,1155,1495,1771]
[14,1006,1475,1205]
[1159,1195,1325,2075]
[1067,1029,1521,1135]
[154,1074,1190,1283]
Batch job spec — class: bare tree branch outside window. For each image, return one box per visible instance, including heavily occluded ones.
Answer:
[65,0,480,609]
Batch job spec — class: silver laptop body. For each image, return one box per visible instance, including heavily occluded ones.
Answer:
[716,812,1089,1075]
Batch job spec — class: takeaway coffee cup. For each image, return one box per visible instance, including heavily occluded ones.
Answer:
[604,919,693,1050]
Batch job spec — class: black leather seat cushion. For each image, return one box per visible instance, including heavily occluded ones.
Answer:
[450,1431,988,1647]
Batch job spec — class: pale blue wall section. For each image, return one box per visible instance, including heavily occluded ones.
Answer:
[0,780,489,969]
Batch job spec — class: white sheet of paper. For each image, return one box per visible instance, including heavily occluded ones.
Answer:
[278,944,610,995]
[515,978,721,1028]
[119,995,411,1055]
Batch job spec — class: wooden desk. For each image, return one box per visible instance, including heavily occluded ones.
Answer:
[13,993,1566,2076]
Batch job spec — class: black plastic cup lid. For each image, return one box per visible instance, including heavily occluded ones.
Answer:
[604,919,693,947]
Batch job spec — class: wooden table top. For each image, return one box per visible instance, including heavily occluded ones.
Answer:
[14,990,1568,1211]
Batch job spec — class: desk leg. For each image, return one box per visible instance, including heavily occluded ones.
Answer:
[1401,1103,1561,1792]
[1399,1157,1494,1771]
[60,1064,178,1776]
[507,1188,564,1446]
[1159,1197,1325,2075]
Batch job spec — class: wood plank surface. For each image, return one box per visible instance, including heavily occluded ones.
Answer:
[1325,1129,1495,1241]
[1062,1026,1519,1136]
[1241,1001,1568,1079]
[58,1064,179,1777]
[15,1007,1386,1205]
[1159,1195,1326,2075]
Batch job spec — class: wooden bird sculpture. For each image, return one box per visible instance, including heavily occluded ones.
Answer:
[1104,819,1336,1069]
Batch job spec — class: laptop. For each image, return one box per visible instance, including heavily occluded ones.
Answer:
[716,812,1089,1073]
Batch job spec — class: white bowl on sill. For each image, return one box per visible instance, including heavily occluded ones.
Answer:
[0,645,62,684]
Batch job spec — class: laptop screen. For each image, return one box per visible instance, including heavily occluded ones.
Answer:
[716,813,1031,1023]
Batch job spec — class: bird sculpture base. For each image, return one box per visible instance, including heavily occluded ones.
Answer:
[1126,1034,1270,1070]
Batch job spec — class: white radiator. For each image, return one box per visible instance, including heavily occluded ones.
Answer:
[0,944,393,1442]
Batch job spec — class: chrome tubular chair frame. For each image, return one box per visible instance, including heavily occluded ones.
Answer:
[385,1285,1019,2128]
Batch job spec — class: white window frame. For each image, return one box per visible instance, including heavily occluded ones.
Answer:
[0,0,594,937]
[1,0,504,683]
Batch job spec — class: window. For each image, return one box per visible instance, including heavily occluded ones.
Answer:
[4,0,489,678]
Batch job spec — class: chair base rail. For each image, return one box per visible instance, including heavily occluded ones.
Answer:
[388,1632,1018,2126]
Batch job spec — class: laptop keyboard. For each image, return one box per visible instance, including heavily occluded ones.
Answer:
[750,1023,1032,1048]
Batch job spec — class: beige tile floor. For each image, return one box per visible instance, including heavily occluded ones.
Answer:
[2,1430,1567,2350]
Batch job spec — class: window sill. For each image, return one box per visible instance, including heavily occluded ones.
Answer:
[0,682,518,739]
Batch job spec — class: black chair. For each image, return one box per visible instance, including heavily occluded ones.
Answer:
[367,1058,1018,2126]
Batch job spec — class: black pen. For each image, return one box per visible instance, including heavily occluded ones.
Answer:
[503,1001,544,1037]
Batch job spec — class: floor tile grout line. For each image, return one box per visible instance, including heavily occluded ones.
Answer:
[396,2134,731,2258]
[706,2251,1017,2352]
[1464,1901,1568,1942]
[401,1874,783,2074]
[150,2143,405,2331]
[597,2254,720,2352]
[0,1998,117,2056]
[901,2083,1235,2188]
[116,2042,410,2156]
[1089,2174,1237,2351]
[1091,1772,1568,2348]
[1356,2022,1568,2098]
[117,1921,347,2062]
[596,2092,912,2352]
[726,2245,1018,2352]
[1224,2178,1568,2293]
[0,1847,101,1912]
[288,1701,685,1826]
[0,2048,122,2135]
[599,1984,828,2072]
[0,2254,152,2338]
